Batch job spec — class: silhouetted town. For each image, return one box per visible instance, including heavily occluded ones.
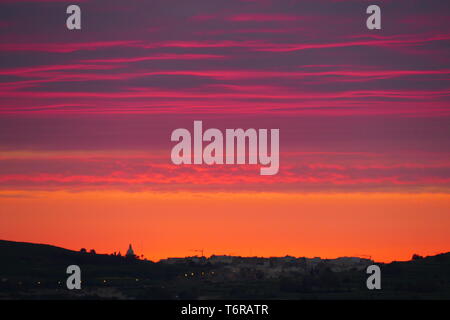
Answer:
[1,240,449,300]
[160,254,373,280]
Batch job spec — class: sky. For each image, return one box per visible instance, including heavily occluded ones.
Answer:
[0,0,449,262]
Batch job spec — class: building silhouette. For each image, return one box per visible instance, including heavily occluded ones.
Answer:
[126,244,135,258]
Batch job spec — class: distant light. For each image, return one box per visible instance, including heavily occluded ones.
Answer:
[184,274,188,277]
[103,280,107,283]
[191,272,194,276]
[135,278,139,282]
[37,281,41,285]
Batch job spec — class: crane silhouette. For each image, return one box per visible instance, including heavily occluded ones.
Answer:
[190,249,205,257]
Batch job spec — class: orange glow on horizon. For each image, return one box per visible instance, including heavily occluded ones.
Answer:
[1,190,449,263]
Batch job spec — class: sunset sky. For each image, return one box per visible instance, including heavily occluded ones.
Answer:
[0,0,449,262]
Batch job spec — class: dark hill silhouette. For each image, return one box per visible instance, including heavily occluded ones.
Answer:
[0,239,183,281]
[1,239,449,299]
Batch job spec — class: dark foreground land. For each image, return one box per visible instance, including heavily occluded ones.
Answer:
[0,240,449,299]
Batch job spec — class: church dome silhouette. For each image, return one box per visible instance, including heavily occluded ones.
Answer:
[126,244,135,257]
